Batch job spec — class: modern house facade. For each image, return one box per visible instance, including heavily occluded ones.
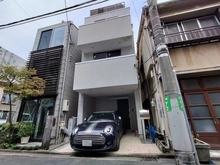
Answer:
[73,3,144,137]
[137,0,220,149]
[0,46,26,124]
[17,21,81,144]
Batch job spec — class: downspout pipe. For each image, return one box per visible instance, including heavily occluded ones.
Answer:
[147,1,200,164]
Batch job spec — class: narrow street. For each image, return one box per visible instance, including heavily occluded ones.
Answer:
[0,152,177,165]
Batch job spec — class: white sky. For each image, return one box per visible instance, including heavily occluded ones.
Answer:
[0,0,169,60]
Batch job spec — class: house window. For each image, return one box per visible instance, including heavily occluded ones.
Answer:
[164,15,219,42]
[38,26,65,50]
[1,93,16,105]
[93,50,121,60]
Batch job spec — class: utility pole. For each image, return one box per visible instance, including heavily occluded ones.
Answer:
[147,0,200,164]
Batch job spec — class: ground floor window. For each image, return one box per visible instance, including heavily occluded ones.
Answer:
[19,97,55,139]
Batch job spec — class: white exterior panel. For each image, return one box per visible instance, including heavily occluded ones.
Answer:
[78,15,133,53]
[73,54,138,96]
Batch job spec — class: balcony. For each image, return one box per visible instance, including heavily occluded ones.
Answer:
[165,25,220,48]
[77,15,133,53]
[73,54,138,96]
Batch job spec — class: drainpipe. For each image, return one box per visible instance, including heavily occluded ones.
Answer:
[55,21,71,144]
[147,0,199,164]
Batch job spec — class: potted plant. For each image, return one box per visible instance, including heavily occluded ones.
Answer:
[193,134,210,163]
[17,122,35,144]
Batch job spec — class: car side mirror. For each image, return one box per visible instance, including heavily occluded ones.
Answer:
[118,116,121,120]
[84,118,87,121]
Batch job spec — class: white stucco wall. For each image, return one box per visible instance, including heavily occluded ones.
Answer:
[78,15,132,46]
[85,7,130,24]
[74,54,138,91]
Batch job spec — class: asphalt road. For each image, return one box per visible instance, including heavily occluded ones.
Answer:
[0,152,176,165]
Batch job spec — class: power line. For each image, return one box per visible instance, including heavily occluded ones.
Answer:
[0,0,108,30]
[13,0,41,27]
[130,0,140,22]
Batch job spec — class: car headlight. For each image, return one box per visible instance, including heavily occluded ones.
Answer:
[104,125,113,135]
[72,126,78,135]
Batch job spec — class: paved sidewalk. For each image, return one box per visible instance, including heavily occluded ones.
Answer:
[52,132,165,157]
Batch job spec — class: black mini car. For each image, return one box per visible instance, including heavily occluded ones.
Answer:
[70,111,123,151]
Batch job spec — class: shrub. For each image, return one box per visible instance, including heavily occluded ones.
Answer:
[0,122,20,144]
[17,123,35,137]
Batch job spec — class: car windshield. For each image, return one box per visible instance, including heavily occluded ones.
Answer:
[87,112,116,121]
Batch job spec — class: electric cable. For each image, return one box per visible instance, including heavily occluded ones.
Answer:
[13,0,41,27]
[0,0,108,30]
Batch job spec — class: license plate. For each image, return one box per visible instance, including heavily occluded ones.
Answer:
[82,140,92,146]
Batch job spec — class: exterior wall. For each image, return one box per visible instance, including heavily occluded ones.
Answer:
[158,0,220,23]
[170,43,220,74]
[32,22,68,51]
[95,95,137,131]
[0,46,26,67]
[134,89,143,139]
[78,15,132,46]
[76,94,96,124]
[138,0,220,149]
[129,93,137,131]
[0,47,26,123]
[83,95,96,120]
[74,54,138,92]
[141,18,154,78]
[51,22,81,142]
[85,7,130,24]
[75,5,140,137]
[95,97,117,112]
[81,46,135,62]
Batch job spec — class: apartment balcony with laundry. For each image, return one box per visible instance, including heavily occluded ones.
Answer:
[73,54,138,97]
[164,15,220,48]
[77,5,133,54]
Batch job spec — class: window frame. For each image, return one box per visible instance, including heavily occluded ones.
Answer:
[37,26,66,50]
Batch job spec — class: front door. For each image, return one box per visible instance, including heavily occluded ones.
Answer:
[117,99,131,131]
[180,76,220,149]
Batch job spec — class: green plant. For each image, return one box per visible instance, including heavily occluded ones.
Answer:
[17,123,35,137]
[0,122,20,144]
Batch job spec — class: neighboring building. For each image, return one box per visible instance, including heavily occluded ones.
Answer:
[17,21,81,144]
[0,46,26,67]
[137,0,220,149]
[73,3,144,138]
[0,46,26,124]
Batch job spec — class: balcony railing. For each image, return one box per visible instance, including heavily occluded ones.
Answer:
[165,25,220,48]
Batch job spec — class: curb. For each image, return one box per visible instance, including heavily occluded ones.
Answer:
[0,148,219,161]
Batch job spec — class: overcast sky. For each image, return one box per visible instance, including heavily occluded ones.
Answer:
[0,0,169,60]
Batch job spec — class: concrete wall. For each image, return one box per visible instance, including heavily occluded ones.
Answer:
[74,54,138,91]
[85,7,130,24]
[78,15,132,46]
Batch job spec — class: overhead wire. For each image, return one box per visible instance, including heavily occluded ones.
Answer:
[13,0,41,27]
[0,0,108,30]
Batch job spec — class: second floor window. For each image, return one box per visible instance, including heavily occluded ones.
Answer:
[38,26,65,50]
[93,50,121,60]
[164,15,219,43]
